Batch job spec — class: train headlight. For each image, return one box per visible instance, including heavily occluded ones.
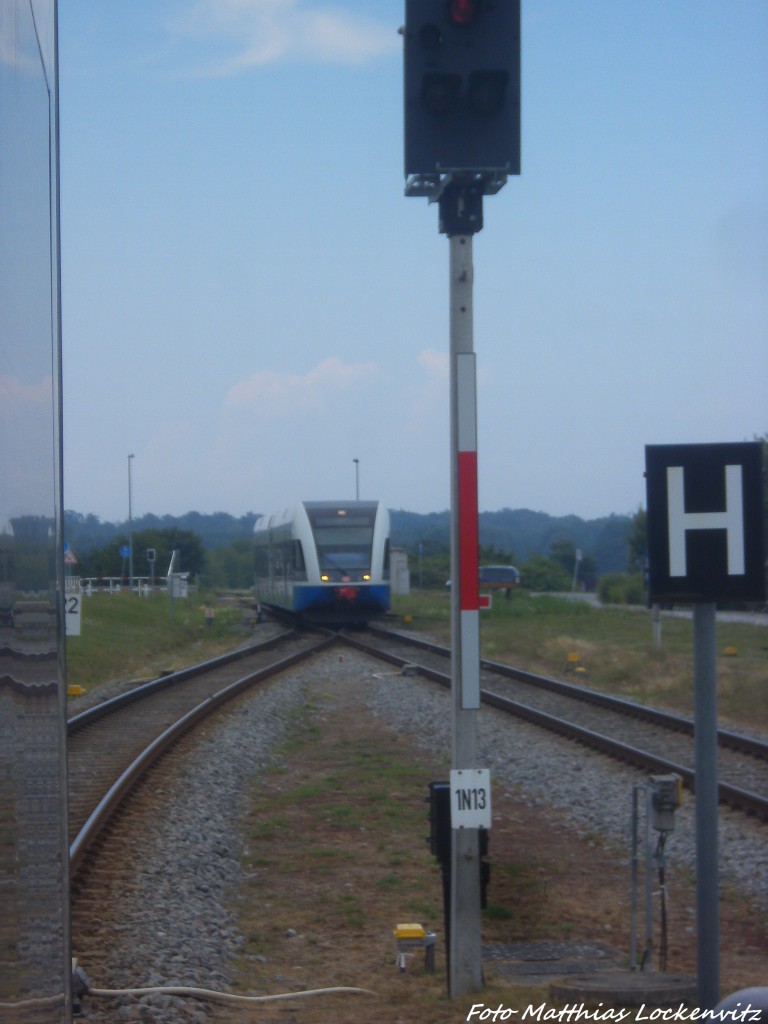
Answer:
[321,574,330,582]
[363,574,371,581]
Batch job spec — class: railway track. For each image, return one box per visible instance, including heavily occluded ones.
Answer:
[68,622,767,882]
[347,625,768,821]
[67,628,334,876]
[65,622,768,1019]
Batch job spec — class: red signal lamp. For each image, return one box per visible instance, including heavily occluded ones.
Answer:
[448,0,478,25]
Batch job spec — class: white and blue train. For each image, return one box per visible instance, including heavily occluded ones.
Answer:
[254,500,390,624]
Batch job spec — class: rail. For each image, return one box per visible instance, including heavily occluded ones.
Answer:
[342,629,768,821]
[68,632,335,876]
[367,624,768,762]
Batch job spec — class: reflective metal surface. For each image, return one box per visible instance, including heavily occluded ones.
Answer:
[0,2,71,1019]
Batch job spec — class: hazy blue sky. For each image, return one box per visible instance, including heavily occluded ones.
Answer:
[58,1,767,523]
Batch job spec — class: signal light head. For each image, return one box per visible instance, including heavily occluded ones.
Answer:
[448,0,479,25]
[422,72,462,115]
[404,0,521,182]
[468,69,509,114]
[419,23,442,50]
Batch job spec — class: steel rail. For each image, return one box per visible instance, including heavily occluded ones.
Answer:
[341,631,768,822]
[68,628,299,734]
[69,634,337,877]
[366,625,768,762]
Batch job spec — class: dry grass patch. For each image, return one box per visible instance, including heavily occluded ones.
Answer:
[214,667,768,1024]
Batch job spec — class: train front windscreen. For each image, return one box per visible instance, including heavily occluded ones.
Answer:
[305,505,377,580]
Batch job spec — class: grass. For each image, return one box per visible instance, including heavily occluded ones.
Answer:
[218,672,560,1024]
[64,587,767,1019]
[65,589,254,692]
[69,588,768,733]
[214,658,768,1024]
[391,590,768,732]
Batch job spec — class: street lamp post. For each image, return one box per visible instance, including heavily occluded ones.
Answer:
[128,454,134,590]
[353,458,360,501]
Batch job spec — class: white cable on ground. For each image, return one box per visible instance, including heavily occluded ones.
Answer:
[88,984,376,1005]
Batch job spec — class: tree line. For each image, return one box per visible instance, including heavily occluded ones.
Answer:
[64,506,647,593]
[61,434,767,596]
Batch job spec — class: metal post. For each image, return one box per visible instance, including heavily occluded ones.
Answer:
[353,458,360,501]
[128,453,134,590]
[652,603,662,650]
[693,602,720,1008]
[448,231,483,997]
[630,785,639,970]
[644,783,654,968]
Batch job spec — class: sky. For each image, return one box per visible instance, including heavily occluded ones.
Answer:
[58,1,768,524]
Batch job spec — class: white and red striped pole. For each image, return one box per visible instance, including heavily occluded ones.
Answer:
[448,231,483,995]
[456,365,480,709]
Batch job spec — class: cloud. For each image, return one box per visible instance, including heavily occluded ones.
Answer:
[418,347,449,383]
[398,348,448,433]
[225,355,379,419]
[175,0,399,74]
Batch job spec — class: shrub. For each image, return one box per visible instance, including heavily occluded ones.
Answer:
[519,555,571,592]
[598,573,645,605]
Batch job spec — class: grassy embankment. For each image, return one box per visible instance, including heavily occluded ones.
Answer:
[68,588,767,732]
[65,589,251,693]
[391,589,768,733]
[66,588,768,1021]
[216,592,767,1023]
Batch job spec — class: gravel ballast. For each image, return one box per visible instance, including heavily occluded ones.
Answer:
[73,648,767,1022]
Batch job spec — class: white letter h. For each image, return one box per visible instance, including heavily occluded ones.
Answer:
[667,465,745,577]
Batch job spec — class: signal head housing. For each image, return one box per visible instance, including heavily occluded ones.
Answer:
[404,0,520,195]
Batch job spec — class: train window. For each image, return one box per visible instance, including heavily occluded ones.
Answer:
[304,504,380,576]
[315,542,372,572]
[312,515,370,529]
[310,529,374,572]
[313,526,372,547]
[292,540,307,580]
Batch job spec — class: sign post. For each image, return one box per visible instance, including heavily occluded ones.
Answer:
[404,1,521,996]
[692,600,718,1007]
[448,232,483,996]
[645,442,765,1009]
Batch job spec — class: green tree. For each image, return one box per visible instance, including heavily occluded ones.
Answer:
[408,538,450,590]
[203,540,256,589]
[416,551,451,590]
[518,555,571,592]
[478,544,518,566]
[547,538,597,590]
[548,538,576,573]
[598,572,645,605]
[626,507,647,574]
[77,528,205,580]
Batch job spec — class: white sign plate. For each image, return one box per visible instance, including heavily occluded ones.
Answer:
[65,591,82,636]
[449,768,491,829]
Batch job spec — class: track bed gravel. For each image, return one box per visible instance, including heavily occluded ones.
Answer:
[71,648,768,1023]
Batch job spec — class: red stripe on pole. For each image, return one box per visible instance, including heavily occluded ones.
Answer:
[458,450,479,611]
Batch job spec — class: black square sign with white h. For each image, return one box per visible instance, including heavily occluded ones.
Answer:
[645,442,765,604]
